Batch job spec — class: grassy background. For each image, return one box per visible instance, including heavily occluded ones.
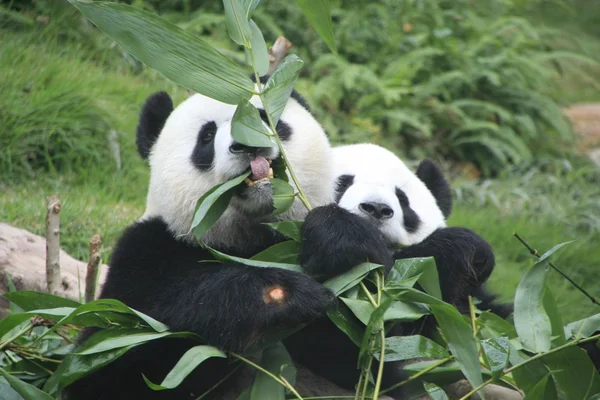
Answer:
[1,1,600,323]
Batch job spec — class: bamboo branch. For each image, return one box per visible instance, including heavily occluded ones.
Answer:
[268,36,292,76]
[45,195,61,294]
[513,233,599,307]
[85,235,102,303]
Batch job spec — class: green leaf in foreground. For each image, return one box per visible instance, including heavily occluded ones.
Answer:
[249,20,269,76]
[0,368,53,400]
[223,0,253,46]
[271,178,295,215]
[144,345,226,391]
[208,246,303,272]
[231,100,275,148]
[544,346,600,399]
[295,0,336,53]
[191,172,250,240]
[38,299,169,342]
[566,313,600,339]
[323,262,382,296]
[3,291,81,311]
[250,342,295,400]
[69,1,254,105]
[388,257,441,299]
[423,382,449,400]
[43,347,132,395]
[75,329,196,355]
[263,55,304,125]
[430,303,484,398]
[480,337,509,379]
[327,303,364,347]
[375,335,450,362]
[263,220,303,242]
[514,258,551,353]
[251,240,299,264]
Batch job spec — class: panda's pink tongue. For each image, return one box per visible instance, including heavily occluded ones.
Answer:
[250,156,270,181]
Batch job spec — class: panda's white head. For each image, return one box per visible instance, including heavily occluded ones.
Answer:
[136,90,333,250]
[332,144,452,246]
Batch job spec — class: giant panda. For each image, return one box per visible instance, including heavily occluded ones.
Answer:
[297,143,516,399]
[300,143,507,314]
[64,91,391,399]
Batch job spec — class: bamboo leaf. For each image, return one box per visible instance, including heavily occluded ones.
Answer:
[0,368,53,400]
[375,335,450,362]
[69,1,254,104]
[543,346,600,399]
[430,304,484,398]
[43,347,132,395]
[251,240,299,264]
[208,246,303,272]
[191,172,250,240]
[423,382,449,400]
[144,345,226,391]
[514,258,552,353]
[250,342,295,400]
[323,262,383,296]
[223,0,253,46]
[231,101,276,148]
[327,303,364,346]
[565,313,600,339]
[263,55,304,125]
[249,20,269,76]
[3,291,81,311]
[480,337,509,379]
[263,220,303,242]
[271,178,295,215]
[295,0,336,53]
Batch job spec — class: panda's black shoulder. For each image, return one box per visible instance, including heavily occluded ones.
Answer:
[110,216,199,264]
[102,217,213,298]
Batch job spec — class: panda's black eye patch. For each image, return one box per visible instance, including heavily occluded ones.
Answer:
[396,187,420,233]
[199,121,217,144]
[258,109,292,141]
[395,188,409,207]
[191,121,216,171]
[334,174,354,203]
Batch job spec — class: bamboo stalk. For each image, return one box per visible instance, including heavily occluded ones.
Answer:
[45,195,61,294]
[268,36,292,76]
[85,235,102,303]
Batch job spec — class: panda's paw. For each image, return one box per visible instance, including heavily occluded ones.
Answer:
[299,204,392,280]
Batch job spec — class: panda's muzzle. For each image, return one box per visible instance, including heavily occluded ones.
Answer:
[228,142,276,186]
[245,156,274,187]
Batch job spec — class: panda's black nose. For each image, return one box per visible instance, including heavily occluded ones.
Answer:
[359,202,394,220]
[229,142,265,154]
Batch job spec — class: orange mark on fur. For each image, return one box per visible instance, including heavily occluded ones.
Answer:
[264,286,286,303]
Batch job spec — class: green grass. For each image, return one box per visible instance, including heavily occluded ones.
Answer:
[449,161,600,322]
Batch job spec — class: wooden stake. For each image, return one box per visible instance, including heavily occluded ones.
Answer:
[85,235,102,303]
[268,36,292,76]
[45,195,61,294]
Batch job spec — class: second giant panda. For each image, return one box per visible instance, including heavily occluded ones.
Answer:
[300,143,506,314]
[64,91,389,399]
[298,143,515,398]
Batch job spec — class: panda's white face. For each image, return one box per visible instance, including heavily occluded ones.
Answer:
[142,93,334,246]
[333,144,446,246]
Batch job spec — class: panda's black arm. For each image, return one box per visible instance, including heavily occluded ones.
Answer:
[101,217,335,353]
[393,227,495,307]
[299,204,394,280]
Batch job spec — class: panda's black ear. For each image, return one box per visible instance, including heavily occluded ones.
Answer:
[416,159,452,218]
[136,91,174,160]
